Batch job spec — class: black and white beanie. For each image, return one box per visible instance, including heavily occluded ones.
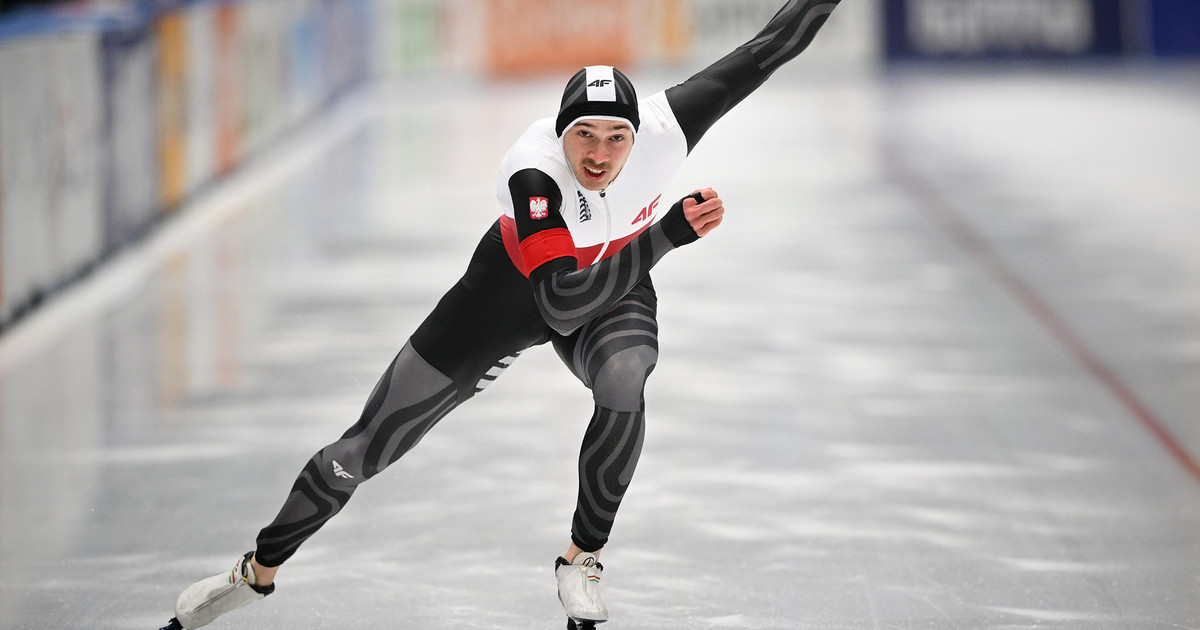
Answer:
[554,65,640,137]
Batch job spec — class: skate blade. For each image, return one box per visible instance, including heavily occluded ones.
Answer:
[567,619,600,629]
[158,618,184,630]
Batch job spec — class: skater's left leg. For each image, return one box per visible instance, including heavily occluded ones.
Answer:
[552,277,658,623]
[553,276,658,554]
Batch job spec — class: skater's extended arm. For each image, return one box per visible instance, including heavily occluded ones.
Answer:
[665,0,841,153]
[509,168,719,335]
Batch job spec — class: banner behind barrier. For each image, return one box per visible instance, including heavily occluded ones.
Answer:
[156,11,189,211]
[215,3,240,174]
[102,18,158,252]
[484,0,635,74]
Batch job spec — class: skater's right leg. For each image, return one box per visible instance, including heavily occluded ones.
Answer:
[164,222,548,629]
[251,222,549,568]
[253,340,459,567]
[168,341,459,629]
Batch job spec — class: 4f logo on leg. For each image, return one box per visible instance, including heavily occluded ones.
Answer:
[587,79,612,88]
[332,460,354,479]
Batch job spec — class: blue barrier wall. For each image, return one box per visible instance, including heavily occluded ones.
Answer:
[883,0,1200,60]
[1152,0,1200,55]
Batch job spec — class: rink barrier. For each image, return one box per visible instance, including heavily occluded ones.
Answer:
[0,0,371,331]
[8,0,1192,332]
[0,26,105,331]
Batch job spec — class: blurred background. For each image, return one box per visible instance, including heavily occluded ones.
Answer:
[1,1,1199,628]
[1,0,1198,332]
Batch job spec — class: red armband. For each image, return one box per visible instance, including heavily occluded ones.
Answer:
[519,227,576,272]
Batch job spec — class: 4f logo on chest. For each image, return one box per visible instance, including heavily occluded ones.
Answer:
[529,197,550,220]
[587,79,613,88]
[631,194,662,225]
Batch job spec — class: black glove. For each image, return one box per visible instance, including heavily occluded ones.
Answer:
[659,191,705,247]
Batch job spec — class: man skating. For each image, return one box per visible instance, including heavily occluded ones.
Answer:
[160,2,841,627]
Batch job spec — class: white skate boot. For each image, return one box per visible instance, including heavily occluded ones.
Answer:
[555,552,608,627]
[161,552,275,630]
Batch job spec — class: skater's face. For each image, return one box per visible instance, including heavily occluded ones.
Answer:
[562,119,634,191]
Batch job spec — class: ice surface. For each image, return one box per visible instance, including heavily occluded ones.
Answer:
[1,64,1199,629]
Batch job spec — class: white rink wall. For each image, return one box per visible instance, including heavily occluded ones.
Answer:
[0,0,372,329]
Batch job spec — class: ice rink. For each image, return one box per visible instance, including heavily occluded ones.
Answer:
[1,61,1199,629]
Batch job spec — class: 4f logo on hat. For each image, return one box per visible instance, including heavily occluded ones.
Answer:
[529,197,550,220]
[585,66,617,102]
